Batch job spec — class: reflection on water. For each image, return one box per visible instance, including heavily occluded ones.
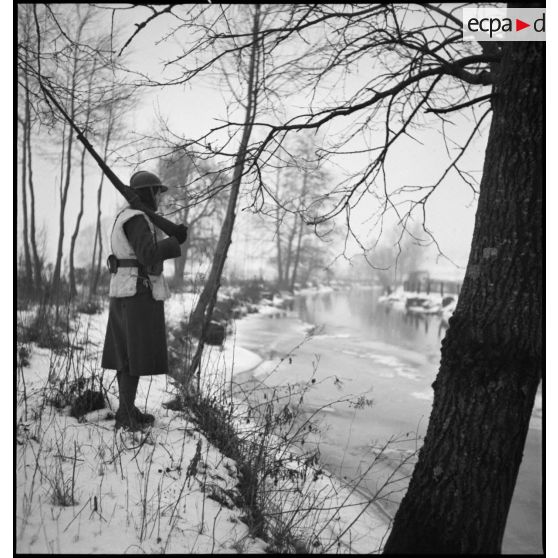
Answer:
[293,288,541,554]
[295,288,448,358]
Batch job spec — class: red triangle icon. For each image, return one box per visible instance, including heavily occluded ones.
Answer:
[516,18,530,31]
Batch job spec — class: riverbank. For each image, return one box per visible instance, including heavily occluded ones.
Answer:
[168,292,392,552]
[231,288,542,555]
[16,298,270,554]
[16,288,541,553]
[16,292,391,553]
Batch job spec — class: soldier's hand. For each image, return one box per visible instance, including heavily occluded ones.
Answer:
[173,224,188,244]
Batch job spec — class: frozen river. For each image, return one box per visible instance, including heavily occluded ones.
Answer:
[233,287,542,554]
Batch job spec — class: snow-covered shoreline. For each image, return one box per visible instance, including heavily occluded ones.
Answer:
[16,292,391,554]
[16,301,270,554]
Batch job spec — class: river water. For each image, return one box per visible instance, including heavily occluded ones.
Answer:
[233,287,542,554]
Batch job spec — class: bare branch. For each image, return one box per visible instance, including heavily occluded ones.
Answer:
[118,4,176,56]
[425,93,492,114]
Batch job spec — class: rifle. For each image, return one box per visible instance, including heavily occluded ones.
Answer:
[39,81,185,239]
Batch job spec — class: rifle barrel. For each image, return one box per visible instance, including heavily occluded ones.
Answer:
[40,81,182,238]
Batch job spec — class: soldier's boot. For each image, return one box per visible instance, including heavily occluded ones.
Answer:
[133,406,155,425]
[115,369,142,431]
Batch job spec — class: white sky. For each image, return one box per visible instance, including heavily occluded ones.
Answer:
[17,4,486,277]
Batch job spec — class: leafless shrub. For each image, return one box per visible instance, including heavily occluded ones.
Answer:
[45,442,79,507]
[166,319,398,551]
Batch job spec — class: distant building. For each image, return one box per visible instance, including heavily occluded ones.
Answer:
[404,269,462,295]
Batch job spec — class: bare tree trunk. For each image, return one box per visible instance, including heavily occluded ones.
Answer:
[274,166,284,286]
[384,41,542,555]
[22,65,42,291]
[26,102,42,291]
[89,99,115,299]
[173,235,190,286]
[18,12,34,291]
[19,113,32,288]
[88,216,105,298]
[89,174,105,297]
[68,144,87,297]
[290,171,308,290]
[300,251,318,287]
[173,192,190,288]
[69,60,96,298]
[90,223,99,287]
[290,214,304,291]
[275,223,283,286]
[91,208,105,297]
[187,5,261,384]
[51,121,74,295]
[95,222,104,286]
[51,122,67,289]
[51,12,87,298]
[51,64,77,297]
[283,218,297,289]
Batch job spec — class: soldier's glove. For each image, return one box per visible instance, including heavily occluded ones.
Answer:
[173,224,188,244]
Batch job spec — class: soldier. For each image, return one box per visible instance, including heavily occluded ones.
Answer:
[101,170,187,431]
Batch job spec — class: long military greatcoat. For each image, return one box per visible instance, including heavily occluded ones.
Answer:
[101,213,181,376]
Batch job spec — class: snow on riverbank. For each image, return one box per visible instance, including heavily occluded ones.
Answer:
[16,292,391,553]
[16,303,268,554]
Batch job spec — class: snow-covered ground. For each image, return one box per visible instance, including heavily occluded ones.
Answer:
[16,301,268,554]
[16,292,390,554]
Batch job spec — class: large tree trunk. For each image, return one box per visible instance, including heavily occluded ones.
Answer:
[383,42,542,554]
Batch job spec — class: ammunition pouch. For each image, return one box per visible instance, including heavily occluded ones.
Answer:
[107,254,140,274]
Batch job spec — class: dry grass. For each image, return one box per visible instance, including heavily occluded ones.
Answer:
[16,289,402,553]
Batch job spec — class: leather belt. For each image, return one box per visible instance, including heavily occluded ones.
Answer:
[107,254,142,274]
[117,259,140,267]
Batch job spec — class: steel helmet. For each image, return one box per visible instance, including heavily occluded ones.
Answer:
[129,170,168,192]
